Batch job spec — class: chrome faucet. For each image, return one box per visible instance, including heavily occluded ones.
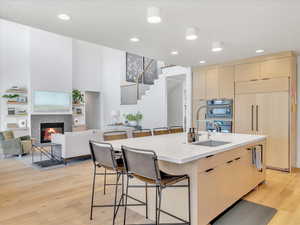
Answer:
[195,104,223,141]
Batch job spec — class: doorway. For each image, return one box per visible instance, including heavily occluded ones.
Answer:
[166,74,186,130]
[85,91,101,129]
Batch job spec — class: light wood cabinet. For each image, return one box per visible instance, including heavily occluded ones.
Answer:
[256,92,289,170]
[193,69,206,100]
[206,68,219,99]
[235,62,260,82]
[261,58,292,78]
[219,66,235,99]
[234,94,256,134]
[235,91,290,171]
[198,142,266,225]
[193,65,234,100]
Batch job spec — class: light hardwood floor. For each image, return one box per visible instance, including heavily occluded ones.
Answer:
[0,159,300,225]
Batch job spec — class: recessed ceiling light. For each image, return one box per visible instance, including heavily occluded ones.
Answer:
[171,51,179,55]
[256,49,265,53]
[211,41,223,52]
[130,37,140,42]
[185,27,198,40]
[147,7,161,24]
[199,60,206,64]
[57,14,71,21]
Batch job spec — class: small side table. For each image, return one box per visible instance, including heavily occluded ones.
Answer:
[32,142,64,168]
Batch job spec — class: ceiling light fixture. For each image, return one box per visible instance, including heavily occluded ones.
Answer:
[57,14,71,21]
[199,60,206,64]
[256,49,265,53]
[185,27,198,40]
[147,7,161,24]
[130,37,140,42]
[171,50,179,55]
[211,41,223,52]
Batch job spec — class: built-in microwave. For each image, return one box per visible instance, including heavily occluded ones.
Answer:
[206,99,233,119]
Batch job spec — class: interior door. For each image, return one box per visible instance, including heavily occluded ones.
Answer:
[234,94,256,134]
[256,92,289,170]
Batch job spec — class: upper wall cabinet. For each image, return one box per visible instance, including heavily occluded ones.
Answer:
[235,62,260,82]
[260,58,292,78]
[206,68,219,99]
[193,69,206,100]
[193,65,235,100]
[218,66,235,99]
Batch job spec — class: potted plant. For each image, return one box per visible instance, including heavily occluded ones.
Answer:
[72,90,84,104]
[125,112,143,127]
[2,94,20,102]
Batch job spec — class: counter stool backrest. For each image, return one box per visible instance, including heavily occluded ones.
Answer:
[89,141,117,169]
[121,145,161,181]
[153,127,170,136]
[103,130,128,141]
[132,129,152,138]
[169,126,184,133]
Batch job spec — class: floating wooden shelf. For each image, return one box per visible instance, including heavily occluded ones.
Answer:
[72,104,84,107]
[72,114,84,117]
[5,89,27,94]
[7,101,28,105]
[6,114,28,117]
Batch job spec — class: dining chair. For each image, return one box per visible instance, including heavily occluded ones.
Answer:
[153,127,170,136]
[132,129,152,138]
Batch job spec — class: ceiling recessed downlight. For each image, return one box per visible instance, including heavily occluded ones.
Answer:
[130,37,140,42]
[171,51,179,55]
[199,60,206,64]
[147,7,161,24]
[256,49,265,53]
[211,41,223,52]
[57,14,71,21]
[186,27,198,40]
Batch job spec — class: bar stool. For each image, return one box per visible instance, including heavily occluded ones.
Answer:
[132,129,152,138]
[121,145,191,225]
[102,131,128,195]
[89,141,148,225]
[169,126,184,133]
[153,127,170,135]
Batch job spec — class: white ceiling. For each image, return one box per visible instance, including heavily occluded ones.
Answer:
[1,0,300,66]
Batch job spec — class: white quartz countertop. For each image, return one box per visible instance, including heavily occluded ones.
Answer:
[108,133,266,164]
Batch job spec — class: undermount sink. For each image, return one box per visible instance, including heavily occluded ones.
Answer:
[192,140,231,147]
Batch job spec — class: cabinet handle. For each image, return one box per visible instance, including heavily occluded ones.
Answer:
[251,105,254,131]
[206,155,214,158]
[250,79,258,81]
[227,160,233,164]
[262,78,270,80]
[235,157,241,161]
[256,105,259,132]
[205,168,214,173]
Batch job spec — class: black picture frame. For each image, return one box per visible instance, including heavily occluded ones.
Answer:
[126,52,143,83]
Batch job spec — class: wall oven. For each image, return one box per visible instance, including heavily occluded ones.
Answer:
[206,99,233,133]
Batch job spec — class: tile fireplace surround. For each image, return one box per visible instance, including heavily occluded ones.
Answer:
[31,115,72,143]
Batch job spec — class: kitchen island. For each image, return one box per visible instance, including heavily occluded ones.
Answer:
[109,132,267,225]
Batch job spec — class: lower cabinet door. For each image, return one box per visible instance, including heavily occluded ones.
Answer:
[198,166,221,225]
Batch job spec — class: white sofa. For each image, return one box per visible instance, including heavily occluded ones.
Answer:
[52,130,103,159]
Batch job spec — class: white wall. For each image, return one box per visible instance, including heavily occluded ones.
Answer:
[72,40,102,91]
[100,46,125,127]
[30,28,73,93]
[0,20,30,130]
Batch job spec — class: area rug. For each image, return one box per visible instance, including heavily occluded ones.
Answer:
[211,200,277,225]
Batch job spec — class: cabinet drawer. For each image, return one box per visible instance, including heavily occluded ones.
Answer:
[198,147,246,172]
[235,77,289,94]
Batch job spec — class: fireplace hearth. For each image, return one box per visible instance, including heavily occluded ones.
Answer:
[40,122,64,143]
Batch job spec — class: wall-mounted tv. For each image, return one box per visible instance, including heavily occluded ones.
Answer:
[33,91,71,112]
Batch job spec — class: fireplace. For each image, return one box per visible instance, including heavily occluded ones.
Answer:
[40,122,64,143]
